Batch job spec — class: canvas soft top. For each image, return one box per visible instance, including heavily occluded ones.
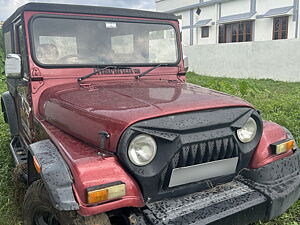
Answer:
[3,2,178,29]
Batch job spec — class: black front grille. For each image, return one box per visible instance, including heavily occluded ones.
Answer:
[117,107,262,203]
[161,136,240,189]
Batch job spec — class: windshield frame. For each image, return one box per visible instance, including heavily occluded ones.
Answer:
[28,14,181,69]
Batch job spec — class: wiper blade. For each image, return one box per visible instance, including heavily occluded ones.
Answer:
[77,66,131,82]
[135,64,166,79]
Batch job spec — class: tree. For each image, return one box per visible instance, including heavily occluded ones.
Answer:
[0,29,4,52]
[0,29,4,75]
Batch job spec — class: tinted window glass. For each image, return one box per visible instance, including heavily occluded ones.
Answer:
[32,17,179,66]
[17,25,28,74]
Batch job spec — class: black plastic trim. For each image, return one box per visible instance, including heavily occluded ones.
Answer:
[86,181,125,192]
[270,138,293,154]
[140,181,268,225]
[4,2,178,29]
[117,107,263,203]
[1,91,19,136]
[132,151,300,225]
[239,150,300,220]
[29,139,79,211]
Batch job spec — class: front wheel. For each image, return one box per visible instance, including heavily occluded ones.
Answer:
[23,180,111,225]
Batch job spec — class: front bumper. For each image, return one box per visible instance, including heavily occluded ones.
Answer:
[131,150,300,225]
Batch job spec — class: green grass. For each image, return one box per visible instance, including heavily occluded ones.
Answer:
[0,28,23,224]
[187,72,300,225]
[0,65,299,224]
[0,78,23,224]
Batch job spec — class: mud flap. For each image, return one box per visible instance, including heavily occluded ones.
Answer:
[29,139,79,211]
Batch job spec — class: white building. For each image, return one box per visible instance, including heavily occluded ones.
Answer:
[156,0,299,46]
[156,0,300,82]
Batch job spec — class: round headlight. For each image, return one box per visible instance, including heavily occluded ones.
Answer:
[237,117,257,143]
[128,134,157,166]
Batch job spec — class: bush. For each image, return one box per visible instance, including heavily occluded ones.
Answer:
[0,29,4,79]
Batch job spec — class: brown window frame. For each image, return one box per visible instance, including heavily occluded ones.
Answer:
[201,26,209,38]
[273,16,289,40]
[219,21,253,43]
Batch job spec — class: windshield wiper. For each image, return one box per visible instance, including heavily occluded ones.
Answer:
[77,66,131,82]
[135,64,166,79]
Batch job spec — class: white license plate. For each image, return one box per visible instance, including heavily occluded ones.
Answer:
[169,157,239,188]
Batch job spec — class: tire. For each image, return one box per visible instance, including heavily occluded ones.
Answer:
[23,180,112,225]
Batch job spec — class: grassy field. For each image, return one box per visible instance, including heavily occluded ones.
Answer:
[0,44,23,224]
[187,73,300,225]
[0,37,299,224]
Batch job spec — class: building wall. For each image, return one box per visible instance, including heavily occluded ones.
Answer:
[255,0,296,41]
[221,0,249,17]
[184,39,300,82]
[181,10,191,46]
[194,5,217,45]
[156,0,198,12]
[156,0,300,45]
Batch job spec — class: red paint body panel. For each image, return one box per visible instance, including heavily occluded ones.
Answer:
[250,121,292,169]
[38,119,144,216]
[39,80,253,152]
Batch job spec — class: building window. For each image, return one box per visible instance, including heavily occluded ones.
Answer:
[201,26,209,38]
[273,17,288,40]
[219,21,253,43]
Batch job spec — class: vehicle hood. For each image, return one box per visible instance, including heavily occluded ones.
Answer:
[39,79,253,152]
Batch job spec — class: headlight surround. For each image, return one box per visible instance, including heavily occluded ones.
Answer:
[237,117,258,143]
[128,134,157,166]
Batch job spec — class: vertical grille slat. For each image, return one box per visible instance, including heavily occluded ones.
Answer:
[214,139,222,160]
[225,138,234,158]
[162,152,180,189]
[196,143,205,164]
[219,138,229,160]
[207,141,215,162]
[187,144,198,166]
[161,136,240,189]
[234,143,239,157]
[179,146,190,167]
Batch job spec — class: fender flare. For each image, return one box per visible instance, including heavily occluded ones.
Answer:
[29,139,79,211]
[250,121,297,169]
[1,91,19,136]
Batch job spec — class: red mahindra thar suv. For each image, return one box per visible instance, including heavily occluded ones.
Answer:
[1,3,300,225]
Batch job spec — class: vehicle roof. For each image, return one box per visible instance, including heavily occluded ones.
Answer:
[3,2,178,29]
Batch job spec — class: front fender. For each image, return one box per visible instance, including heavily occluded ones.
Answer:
[250,121,294,169]
[38,119,144,217]
[29,139,79,211]
[72,156,145,217]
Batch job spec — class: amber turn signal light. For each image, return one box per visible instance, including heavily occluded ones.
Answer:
[270,139,296,155]
[33,156,41,174]
[87,182,126,204]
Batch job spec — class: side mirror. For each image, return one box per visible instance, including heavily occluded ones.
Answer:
[183,55,189,72]
[5,54,22,79]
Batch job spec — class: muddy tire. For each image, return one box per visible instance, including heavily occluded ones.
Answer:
[23,180,111,225]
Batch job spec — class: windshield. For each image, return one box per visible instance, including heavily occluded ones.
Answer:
[31,16,179,66]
